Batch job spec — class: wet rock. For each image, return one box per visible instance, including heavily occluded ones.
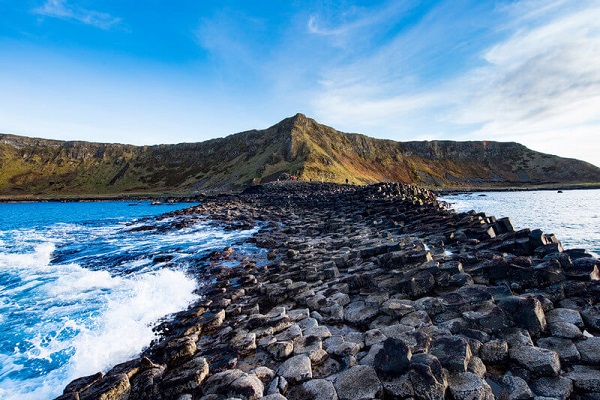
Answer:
[79,373,130,400]
[203,369,264,400]
[447,372,494,400]
[63,372,104,395]
[509,346,561,376]
[373,338,412,375]
[430,336,472,372]
[530,376,573,400]
[333,365,382,400]
[276,354,312,384]
[161,356,209,398]
[129,365,165,400]
[164,336,197,365]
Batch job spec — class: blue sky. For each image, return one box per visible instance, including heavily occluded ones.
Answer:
[1,0,599,166]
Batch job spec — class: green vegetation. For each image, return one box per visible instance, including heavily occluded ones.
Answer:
[1,113,600,197]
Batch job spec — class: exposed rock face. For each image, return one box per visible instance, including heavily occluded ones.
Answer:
[3,114,600,196]
[58,182,600,400]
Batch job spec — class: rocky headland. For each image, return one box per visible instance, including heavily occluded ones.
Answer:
[57,182,600,400]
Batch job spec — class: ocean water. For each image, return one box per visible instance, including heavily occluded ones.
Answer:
[0,201,261,400]
[439,189,600,256]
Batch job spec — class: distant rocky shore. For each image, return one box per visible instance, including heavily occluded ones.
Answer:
[57,181,600,400]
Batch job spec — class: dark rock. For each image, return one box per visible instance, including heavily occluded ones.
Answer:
[530,376,574,399]
[430,336,472,372]
[161,356,209,398]
[373,338,412,375]
[203,369,264,400]
[498,296,547,337]
[582,306,600,332]
[567,257,600,280]
[499,374,534,400]
[409,354,447,400]
[447,372,494,400]
[546,307,584,328]
[537,337,580,364]
[576,337,600,365]
[509,346,561,376]
[343,301,379,326]
[566,365,600,393]
[480,339,508,364]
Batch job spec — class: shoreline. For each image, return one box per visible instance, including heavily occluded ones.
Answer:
[56,182,600,400]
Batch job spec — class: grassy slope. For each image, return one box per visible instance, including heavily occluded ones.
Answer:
[1,114,600,196]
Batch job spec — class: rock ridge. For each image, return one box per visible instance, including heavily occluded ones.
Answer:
[57,181,600,400]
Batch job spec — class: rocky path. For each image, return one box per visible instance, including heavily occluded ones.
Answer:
[57,182,600,400]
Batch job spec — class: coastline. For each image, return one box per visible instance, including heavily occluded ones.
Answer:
[56,182,600,400]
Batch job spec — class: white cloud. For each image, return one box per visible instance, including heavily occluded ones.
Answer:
[308,0,600,166]
[33,0,121,30]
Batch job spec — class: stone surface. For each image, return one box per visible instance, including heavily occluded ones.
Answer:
[576,337,600,365]
[333,365,382,400]
[530,376,574,400]
[276,354,312,384]
[447,372,494,400]
[430,336,472,372]
[203,369,264,400]
[499,374,534,400]
[373,338,412,375]
[509,346,561,376]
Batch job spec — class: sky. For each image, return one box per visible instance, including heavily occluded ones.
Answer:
[1,0,599,167]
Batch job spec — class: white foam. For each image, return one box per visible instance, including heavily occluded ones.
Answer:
[0,245,198,400]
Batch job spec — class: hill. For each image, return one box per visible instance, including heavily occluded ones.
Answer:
[1,113,599,196]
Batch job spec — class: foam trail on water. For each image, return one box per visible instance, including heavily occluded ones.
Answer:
[0,243,198,400]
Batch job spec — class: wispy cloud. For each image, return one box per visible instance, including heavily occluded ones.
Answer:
[308,0,600,165]
[33,0,121,30]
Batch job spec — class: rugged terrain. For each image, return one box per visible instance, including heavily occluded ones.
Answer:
[58,182,600,400]
[2,114,600,197]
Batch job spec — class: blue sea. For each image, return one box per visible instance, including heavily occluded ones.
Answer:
[439,189,600,256]
[0,201,261,400]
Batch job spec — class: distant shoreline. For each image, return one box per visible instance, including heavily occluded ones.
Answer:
[2,181,599,203]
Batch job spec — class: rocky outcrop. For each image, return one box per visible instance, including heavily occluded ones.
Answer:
[3,114,600,197]
[58,182,600,399]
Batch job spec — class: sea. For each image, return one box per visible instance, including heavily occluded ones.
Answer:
[1,190,599,399]
[439,189,600,257]
[0,201,262,400]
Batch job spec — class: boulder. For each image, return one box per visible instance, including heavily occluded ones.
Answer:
[499,374,534,400]
[537,337,580,364]
[480,339,508,364]
[566,365,600,393]
[297,379,338,400]
[203,369,263,400]
[498,296,547,337]
[79,373,130,400]
[409,354,447,400]
[381,374,414,399]
[343,301,379,326]
[161,356,209,398]
[509,346,561,376]
[546,308,584,328]
[276,354,312,384]
[530,376,574,400]
[373,338,412,375]
[333,365,382,400]
[575,337,600,365]
[429,336,472,372]
[447,372,494,400]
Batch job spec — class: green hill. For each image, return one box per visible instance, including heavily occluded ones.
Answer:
[1,113,599,196]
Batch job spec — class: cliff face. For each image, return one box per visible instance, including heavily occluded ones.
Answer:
[1,113,599,195]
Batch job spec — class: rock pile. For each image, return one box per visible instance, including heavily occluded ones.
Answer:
[58,182,600,400]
